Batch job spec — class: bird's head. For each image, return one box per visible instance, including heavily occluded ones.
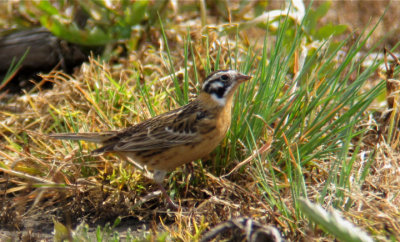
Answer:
[202,70,251,106]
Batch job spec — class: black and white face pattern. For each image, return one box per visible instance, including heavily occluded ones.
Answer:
[202,70,242,106]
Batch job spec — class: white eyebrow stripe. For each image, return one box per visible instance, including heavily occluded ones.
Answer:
[210,81,224,89]
[202,71,230,89]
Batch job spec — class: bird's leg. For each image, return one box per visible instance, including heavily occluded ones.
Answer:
[157,183,179,210]
[153,170,179,210]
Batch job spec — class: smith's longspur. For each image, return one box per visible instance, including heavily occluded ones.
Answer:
[50,69,251,208]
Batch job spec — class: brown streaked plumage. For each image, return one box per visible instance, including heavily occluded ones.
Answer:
[50,69,251,208]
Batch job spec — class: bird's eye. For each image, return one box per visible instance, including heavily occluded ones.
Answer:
[221,75,229,80]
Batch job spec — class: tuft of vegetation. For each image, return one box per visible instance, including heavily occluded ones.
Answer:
[13,0,151,47]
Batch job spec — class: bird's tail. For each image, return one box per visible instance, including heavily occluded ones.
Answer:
[49,132,117,143]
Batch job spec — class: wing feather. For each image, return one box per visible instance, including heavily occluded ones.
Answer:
[96,101,205,153]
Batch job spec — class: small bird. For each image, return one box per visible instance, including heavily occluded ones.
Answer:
[50,69,251,208]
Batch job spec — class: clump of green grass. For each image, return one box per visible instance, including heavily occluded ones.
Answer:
[221,13,394,240]
[223,13,400,241]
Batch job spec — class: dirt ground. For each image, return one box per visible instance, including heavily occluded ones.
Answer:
[324,0,399,47]
[270,0,399,47]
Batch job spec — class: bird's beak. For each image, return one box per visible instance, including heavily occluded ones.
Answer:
[237,73,252,83]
